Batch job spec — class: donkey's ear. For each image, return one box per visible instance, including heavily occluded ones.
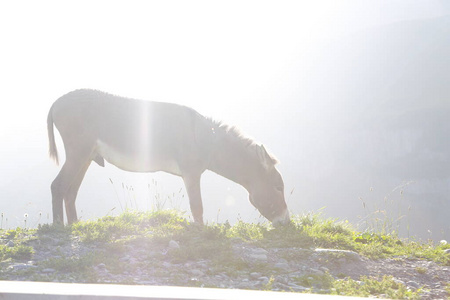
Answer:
[257,145,278,170]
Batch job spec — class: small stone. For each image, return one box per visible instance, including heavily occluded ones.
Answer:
[288,283,307,292]
[444,249,450,254]
[393,278,405,285]
[251,248,268,255]
[250,272,261,279]
[129,258,139,265]
[315,248,362,261]
[275,262,289,270]
[8,263,35,271]
[162,262,172,268]
[406,281,420,289]
[237,282,252,289]
[168,240,180,249]
[42,268,56,273]
[421,291,433,298]
[7,240,14,247]
[248,254,268,262]
[197,260,208,268]
[289,271,303,278]
[274,282,291,291]
[138,280,155,285]
[337,258,347,264]
[276,276,289,285]
[258,277,270,285]
[310,268,324,276]
[278,258,288,264]
[97,263,106,269]
[190,269,205,277]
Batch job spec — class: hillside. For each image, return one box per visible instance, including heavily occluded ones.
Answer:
[0,210,449,299]
[279,15,450,242]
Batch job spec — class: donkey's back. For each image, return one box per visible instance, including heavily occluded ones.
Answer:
[50,89,214,174]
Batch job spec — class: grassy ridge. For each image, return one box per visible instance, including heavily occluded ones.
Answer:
[35,210,450,264]
[1,210,449,298]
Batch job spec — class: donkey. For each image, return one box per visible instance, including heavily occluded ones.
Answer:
[47,89,289,226]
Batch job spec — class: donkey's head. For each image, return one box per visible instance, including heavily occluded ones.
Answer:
[248,145,290,226]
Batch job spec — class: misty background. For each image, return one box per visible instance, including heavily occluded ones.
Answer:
[0,1,449,242]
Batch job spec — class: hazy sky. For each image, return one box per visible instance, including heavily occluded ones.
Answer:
[0,1,448,229]
[1,0,446,167]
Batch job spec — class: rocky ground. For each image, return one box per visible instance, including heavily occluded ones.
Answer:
[1,232,449,299]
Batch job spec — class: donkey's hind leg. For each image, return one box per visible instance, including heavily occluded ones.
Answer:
[51,150,92,225]
[64,161,91,225]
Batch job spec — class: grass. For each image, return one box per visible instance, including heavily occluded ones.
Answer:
[359,182,414,238]
[64,209,450,263]
[0,228,34,260]
[0,244,34,261]
[70,210,188,243]
[293,272,335,290]
[0,209,448,298]
[332,275,422,299]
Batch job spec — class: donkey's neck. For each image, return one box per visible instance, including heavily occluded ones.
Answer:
[206,124,259,191]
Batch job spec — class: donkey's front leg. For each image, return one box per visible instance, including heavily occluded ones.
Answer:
[182,173,204,224]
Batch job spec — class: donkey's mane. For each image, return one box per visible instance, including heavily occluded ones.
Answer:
[209,118,279,164]
[214,119,256,147]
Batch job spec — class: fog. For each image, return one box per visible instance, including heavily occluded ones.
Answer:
[0,1,449,241]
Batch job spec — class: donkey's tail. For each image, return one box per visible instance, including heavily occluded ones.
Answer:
[47,105,59,165]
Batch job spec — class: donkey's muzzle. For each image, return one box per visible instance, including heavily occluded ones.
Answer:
[272,208,290,227]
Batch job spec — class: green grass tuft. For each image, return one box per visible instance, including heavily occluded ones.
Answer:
[332,275,422,299]
[226,220,266,241]
[294,272,335,290]
[0,244,34,260]
[0,228,35,260]
[70,210,188,243]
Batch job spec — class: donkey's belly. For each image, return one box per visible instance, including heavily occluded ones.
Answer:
[95,140,182,175]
